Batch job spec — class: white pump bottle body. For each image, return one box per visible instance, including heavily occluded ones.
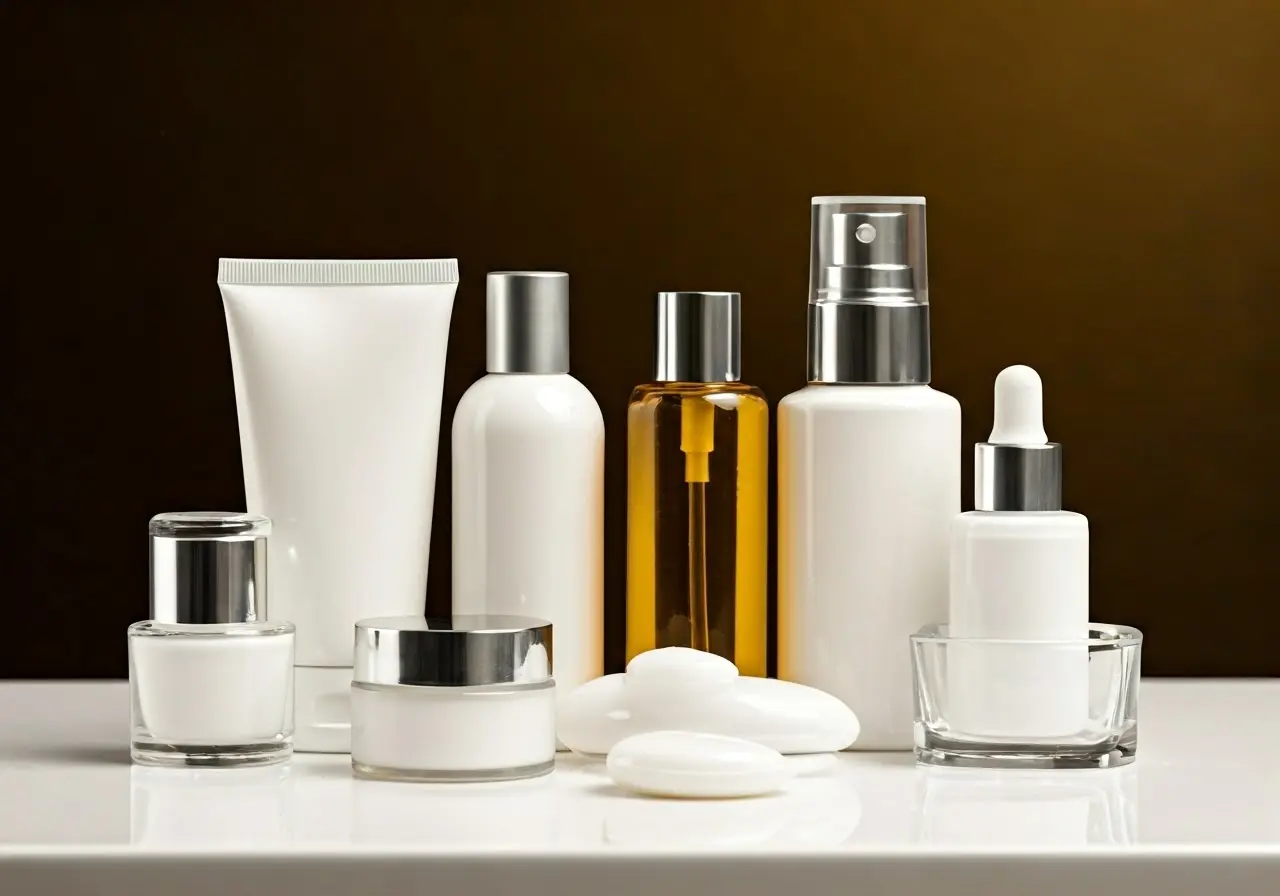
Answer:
[778,384,960,750]
[451,272,604,712]
[451,372,604,694]
[777,196,959,750]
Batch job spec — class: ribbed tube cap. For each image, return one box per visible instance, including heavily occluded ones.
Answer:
[486,272,570,373]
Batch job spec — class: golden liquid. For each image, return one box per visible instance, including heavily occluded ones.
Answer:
[626,382,768,676]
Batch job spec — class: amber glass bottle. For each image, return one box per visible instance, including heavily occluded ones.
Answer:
[626,292,768,676]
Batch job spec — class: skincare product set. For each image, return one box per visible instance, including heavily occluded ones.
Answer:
[128,196,1140,799]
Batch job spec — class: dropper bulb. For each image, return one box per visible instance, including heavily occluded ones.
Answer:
[988,365,1048,445]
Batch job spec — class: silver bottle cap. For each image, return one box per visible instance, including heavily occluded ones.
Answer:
[486,271,570,374]
[974,366,1063,511]
[654,291,741,383]
[149,512,270,624]
[807,196,930,384]
[353,615,553,687]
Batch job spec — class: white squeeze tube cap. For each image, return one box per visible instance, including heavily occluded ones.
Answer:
[988,365,1048,446]
[975,365,1062,511]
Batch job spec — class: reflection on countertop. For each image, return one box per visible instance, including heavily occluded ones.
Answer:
[131,765,294,846]
[600,754,861,849]
[913,766,1138,846]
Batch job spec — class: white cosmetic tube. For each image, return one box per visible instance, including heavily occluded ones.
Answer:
[219,259,459,752]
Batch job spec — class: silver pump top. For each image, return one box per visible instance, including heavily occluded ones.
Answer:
[149,511,270,625]
[353,615,553,687]
[975,365,1063,511]
[487,271,570,374]
[807,196,931,384]
[654,291,741,383]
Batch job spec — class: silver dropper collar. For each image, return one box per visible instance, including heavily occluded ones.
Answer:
[149,512,270,624]
[974,366,1063,511]
[975,444,1063,511]
[807,196,930,384]
[654,291,741,383]
[487,271,570,374]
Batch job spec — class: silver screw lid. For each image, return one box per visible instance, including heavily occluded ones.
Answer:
[974,366,1064,511]
[486,271,570,373]
[654,291,741,383]
[807,196,931,384]
[149,511,270,625]
[353,615,553,687]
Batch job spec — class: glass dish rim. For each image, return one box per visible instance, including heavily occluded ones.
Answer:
[128,620,295,637]
[910,622,1142,647]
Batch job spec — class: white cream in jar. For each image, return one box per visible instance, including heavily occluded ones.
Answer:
[350,615,555,782]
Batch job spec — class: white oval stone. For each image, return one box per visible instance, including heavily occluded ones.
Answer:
[626,646,738,685]
[606,731,789,799]
[558,647,860,756]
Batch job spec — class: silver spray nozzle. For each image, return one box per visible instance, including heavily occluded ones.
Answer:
[807,196,930,384]
[822,211,916,300]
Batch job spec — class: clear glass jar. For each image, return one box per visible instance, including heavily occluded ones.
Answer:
[129,620,295,767]
[911,623,1141,769]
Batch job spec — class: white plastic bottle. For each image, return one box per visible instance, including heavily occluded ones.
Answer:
[778,197,961,751]
[948,365,1089,738]
[452,272,604,723]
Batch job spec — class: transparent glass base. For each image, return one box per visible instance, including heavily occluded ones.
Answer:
[914,723,1138,769]
[132,739,293,768]
[351,757,555,783]
[911,623,1142,770]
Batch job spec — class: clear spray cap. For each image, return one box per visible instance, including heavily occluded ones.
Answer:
[808,197,928,307]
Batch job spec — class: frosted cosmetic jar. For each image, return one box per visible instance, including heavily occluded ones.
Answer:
[130,512,295,768]
[911,623,1141,769]
[351,615,555,782]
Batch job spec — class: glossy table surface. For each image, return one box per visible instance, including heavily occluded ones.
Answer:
[0,680,1276,894]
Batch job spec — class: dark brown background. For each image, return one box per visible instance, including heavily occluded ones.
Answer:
[7,1,1278,678]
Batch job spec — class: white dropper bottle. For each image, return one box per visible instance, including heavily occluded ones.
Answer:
[948,365,1090,738]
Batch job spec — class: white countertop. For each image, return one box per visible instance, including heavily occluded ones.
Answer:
[0,680,1277,894]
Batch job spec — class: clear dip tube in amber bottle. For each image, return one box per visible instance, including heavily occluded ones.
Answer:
[627,291,768,676]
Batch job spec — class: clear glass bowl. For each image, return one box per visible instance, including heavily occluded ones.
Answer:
[910,623,1141,769]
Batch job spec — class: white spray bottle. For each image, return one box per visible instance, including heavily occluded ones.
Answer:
[778,197,961,750]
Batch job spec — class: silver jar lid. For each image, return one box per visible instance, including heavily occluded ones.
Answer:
[353,615,553,687]
[149,511,270,625]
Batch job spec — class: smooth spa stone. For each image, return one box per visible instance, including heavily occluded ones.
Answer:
[606,731,789,799]
[558,647,860,756]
